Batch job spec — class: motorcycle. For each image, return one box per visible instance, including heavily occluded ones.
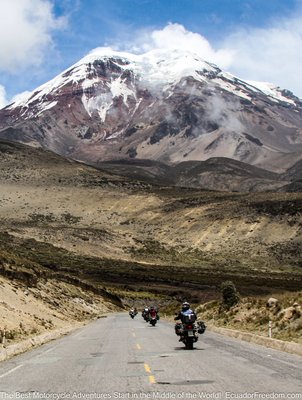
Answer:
[129,309,137,319]
[142,308,150,322]
[175,314,206,349]
[149,309,159,326]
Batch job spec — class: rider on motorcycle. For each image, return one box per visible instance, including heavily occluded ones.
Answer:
[142,306,150,320]
[174,302,196,322]
[174,302,197,340]
[149,305,159,318]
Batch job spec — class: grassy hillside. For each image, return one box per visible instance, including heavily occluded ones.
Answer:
[197,291,302,344]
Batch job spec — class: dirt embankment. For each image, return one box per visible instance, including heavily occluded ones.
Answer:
[0,276,115,344]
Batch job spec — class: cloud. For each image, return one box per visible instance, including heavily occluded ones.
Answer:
[204,92,244,134]
[0,85,8,108]
[0,0,66,73]
[125,23,234,70]
[114,17,302,98]
[11,91,33,105]
[223,14,302,97]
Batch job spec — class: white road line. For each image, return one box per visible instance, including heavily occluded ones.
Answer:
[43,346,56,354]
[72,331,84,338]
[0,364,24,379]
[35,346,57,358]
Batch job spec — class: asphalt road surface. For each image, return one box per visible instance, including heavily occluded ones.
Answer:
[0,313,301,399]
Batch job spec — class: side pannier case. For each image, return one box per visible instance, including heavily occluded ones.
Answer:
[197,321,206,334]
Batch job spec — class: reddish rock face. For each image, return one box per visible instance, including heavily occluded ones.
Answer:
[1,49,302,173]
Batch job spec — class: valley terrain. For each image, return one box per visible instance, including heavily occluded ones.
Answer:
[0,48,302,348]
[0,139,301,345]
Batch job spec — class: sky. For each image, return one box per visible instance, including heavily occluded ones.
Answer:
[1,0,302,108]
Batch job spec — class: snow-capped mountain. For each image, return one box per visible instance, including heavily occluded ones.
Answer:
[1,47,302,173]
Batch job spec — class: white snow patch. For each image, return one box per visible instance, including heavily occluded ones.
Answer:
[110,76,136,103]
[82,91,112,121]
[211,77,251,101]
[247,80,295,105]
[131,98,142,116]
[106,129,124,140]
[42,100,57,111]
[98,102,112,122]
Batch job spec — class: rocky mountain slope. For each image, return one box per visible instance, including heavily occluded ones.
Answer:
[1,48,302,180]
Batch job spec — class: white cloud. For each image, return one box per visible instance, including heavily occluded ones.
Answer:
[0,85,8,108]
[0,0,66,73]
[117,18,302,98]
[223,14,302,97]
[126,23,234,70]
[0,87,32,109]
[11,90,32,106]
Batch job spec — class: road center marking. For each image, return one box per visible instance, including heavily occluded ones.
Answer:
[132,333,136,338]
[0,364,23,379]
[144,363,156,384]
[136,344,141,350]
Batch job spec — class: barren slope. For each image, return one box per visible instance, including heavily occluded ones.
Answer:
[0,140,301,302]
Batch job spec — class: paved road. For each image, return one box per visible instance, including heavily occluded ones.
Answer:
[0,313,301,399]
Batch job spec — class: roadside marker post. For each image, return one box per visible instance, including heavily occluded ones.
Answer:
[268,321,272,338]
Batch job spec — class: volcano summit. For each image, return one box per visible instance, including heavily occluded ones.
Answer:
[1,48,302,177]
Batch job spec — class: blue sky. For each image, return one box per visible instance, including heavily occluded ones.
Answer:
[1,0,302,107]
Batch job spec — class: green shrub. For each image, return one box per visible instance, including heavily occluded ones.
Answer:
[221,280,240,309]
